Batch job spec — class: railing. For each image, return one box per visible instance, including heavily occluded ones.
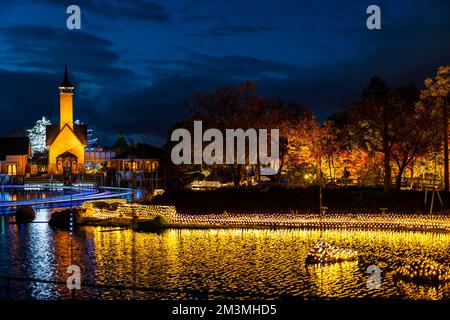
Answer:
[23,174,107,187]
[312,177,445,190]
[0,186,134,210]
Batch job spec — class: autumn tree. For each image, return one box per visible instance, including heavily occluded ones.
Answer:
[417,66,450,192]
[287,115,321,175]
[286,116,341,212]
[287,116,341,182]
[185,82,260,186]
[322,121,342,180]
[349,76,398,191]
[388,85,434,190]
[184,81,298,187]
[269,101,311,181]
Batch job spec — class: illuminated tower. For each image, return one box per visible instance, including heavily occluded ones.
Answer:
[59,63,74,130]
[46,64,87,174]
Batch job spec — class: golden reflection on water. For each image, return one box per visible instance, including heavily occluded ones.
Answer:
[306,261,361,298]
[396,280,450,300]
[85,227,450,300]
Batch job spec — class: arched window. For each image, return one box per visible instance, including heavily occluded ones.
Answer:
[7,164,17,176]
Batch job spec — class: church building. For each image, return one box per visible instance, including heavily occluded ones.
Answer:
[46,65,87,174]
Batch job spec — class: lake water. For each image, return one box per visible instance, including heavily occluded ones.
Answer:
[1,209,450,300]
[0,188,68,203]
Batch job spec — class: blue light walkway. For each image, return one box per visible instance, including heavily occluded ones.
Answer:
[0,185,133,209]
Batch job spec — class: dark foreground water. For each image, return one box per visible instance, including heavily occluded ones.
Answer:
[1,209,450,300]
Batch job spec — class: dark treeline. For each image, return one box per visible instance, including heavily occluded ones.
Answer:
[148,187,439,215]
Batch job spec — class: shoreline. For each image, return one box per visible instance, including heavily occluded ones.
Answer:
[78,215,450,234]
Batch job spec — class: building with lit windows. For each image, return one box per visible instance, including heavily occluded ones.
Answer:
[111,143,160,174]
[0,137,30,176]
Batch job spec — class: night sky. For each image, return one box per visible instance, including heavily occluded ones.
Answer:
[0,0,449,147]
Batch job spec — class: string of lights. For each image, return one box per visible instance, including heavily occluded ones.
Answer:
[82,199,450,232]
[306,240,359,264]
[398,259,450,284]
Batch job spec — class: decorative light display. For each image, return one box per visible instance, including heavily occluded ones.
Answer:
[83,199,450,231]
[397,259,450,284]
[74,119,98,150]
[26,116,51,155]
[82,199,176,221]
[23,185,65,191]
[172,212,450,232]
[73,183,95,188]
[82,199,450,233]
[306,240,359,264]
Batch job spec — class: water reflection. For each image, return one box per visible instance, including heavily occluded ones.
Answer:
[1,215,450,300]
[27,209,59,299]
[396,280,450,300]
[0,189,67,203]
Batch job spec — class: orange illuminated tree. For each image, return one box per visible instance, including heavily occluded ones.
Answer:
[417,66,450,192]
[287,116,342,209]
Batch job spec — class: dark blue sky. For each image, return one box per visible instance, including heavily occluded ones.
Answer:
[0,0,449,147]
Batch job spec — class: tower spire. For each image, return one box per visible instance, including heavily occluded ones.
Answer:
[59,63,74,129]
[59,62,74,89]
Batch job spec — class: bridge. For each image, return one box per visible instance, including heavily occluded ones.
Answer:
[0,185,133,210]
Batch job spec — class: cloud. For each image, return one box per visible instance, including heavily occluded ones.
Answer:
[0,25,142,94]
[148,52,301,79]
[185,24,277,38]
[1,0,449,148]
[179,0,279,40]
[93,53,318,146]
[0,69,61,131]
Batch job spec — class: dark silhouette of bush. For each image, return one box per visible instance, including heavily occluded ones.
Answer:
[146,186,433,215]
[49,209,81,229]
[131,215,168,231]
[109,202,122,211]
[92,201,122,211]
[15,206,36,223]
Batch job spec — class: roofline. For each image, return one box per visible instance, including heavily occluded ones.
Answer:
[53,123,87,147]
